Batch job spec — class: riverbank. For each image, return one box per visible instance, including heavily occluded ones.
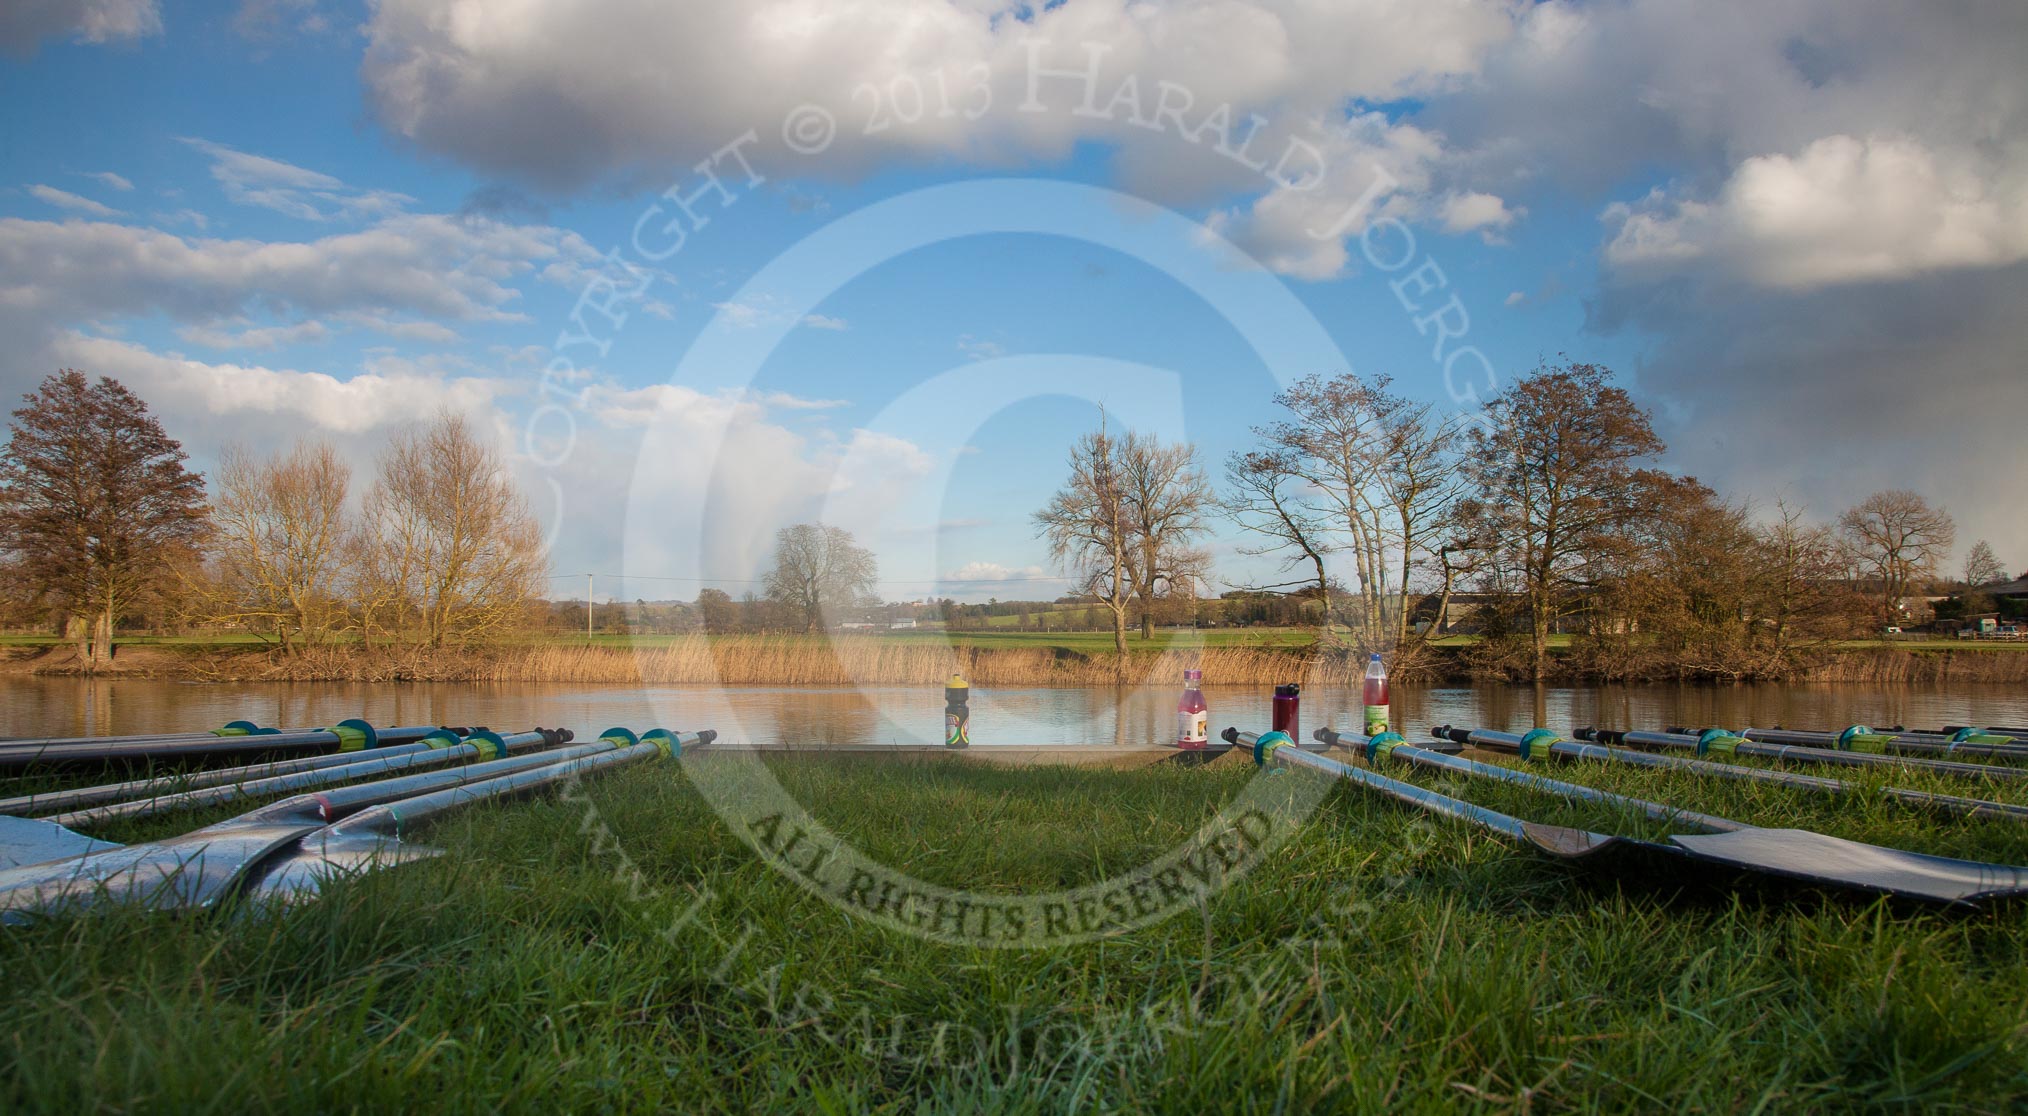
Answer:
[7,633,2028,686]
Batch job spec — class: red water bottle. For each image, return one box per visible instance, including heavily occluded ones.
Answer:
[1176,669,1208,749]
[1362,654,1390,735]
[1272,683,1300,741]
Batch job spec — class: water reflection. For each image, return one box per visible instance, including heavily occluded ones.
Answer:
[2,677,2026,748]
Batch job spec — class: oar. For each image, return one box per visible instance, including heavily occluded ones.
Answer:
[1610,728,2028,783]
[0,721,450,773]
[1313,726,1465,755]
[246,729,714,903]
[1665,724,2028,763]
[1944,724,2028,738]
[1419,726,2028,825]
[0,728,482,818]
[40,729,573,829]
[1220,727,1672,865]
[1409,726,2028,905]
[0,720,279,748]
[0,729,652,918]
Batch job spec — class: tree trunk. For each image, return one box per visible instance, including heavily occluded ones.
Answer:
[1530,593,1550,682]
[92,605,114,667]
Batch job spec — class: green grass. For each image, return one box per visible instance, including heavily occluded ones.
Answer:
[6,749,2028,1111]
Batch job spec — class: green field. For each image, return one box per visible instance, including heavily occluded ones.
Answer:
[5,748,2027,1110]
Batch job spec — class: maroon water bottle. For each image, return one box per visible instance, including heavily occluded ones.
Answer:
[1271,683,1300,741]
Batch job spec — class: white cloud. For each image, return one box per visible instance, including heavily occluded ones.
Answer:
[1438,190,1520,238]
[153,208,209,229]
[0,213,593,329]
[358,0,1525,277]
[942,562,1053,584]
[82,171,133,191]
[49,332,514,434]
[1605,134,2028,288]
[181,137,414,222]
[754,390,847,411]
[801,313,848,331]
[956,334,1006,361]
[175,319,332,350]
[1503,290,1525,307]
[331,310,460,343]
[0,0,160,53]
[26,184,122,218]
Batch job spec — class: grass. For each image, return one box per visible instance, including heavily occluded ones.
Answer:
[5,747,2028,1111]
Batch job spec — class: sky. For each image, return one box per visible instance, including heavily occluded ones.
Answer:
[1,0,2023,603]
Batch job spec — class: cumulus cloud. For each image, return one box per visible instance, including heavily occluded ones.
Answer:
[25,184,123,218]
[1438,190,1520,238]
[1605,134,2028,288]
[358,0,1527,277]
[942,561,1052,583]
[0,0,159,53]
[49,332,514,433]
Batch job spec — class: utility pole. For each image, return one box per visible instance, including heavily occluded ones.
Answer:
[586,573,594,645]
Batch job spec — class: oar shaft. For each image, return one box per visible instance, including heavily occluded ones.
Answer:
[1721,726,2028,762]
[1497,730,2028,824]
[0,722,448,772]
[0,738,446,818]
[1224,728,1534,840]
[1615,728,2028,782]
[43,729,566,829]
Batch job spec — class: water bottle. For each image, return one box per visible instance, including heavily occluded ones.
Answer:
[1362,653,1390,736]
[1176,669,1208,749]
[944,673,970,748]
[1272,683,1300,742]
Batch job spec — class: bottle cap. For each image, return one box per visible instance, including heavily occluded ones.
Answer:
[1183,669,1201,681]
[1369,653,1381,662]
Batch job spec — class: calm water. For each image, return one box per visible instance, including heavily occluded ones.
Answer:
[4,678,2027,746]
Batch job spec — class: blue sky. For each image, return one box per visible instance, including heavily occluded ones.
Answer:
[3,1,2024,599]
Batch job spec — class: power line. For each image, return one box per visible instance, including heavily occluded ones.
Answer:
[548,571,1071,587]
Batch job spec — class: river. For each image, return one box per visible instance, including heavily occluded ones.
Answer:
[5,678,2027,746]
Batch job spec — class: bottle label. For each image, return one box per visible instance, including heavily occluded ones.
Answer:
[945,712,968,746]
[1364,704,1389,735]
[1178,711,1207,745]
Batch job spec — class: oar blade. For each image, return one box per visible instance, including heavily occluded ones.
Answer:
[1670,828,2028,906]
[0,815,114,869]
[1519,821,1677,865]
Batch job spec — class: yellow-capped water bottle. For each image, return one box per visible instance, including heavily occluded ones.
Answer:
[944,673,970,748]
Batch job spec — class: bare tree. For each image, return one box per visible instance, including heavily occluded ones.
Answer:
[1244,373,1470,652]
[1035,421,1133,655]
[1838,490,1955,623]
[356,411,545,648]
[763,523,878,632]
[1752,499,1857,660]
[1223,446,1335,618]
[0,370,207,664]
[195,441,351,652]
[1460,362,1664,680]
[1964,539,2007,588]
[1113,431,1214,639]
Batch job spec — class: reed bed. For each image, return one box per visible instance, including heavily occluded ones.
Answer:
[1799,647,2028,684]
[59,633,2028,685]
[487,637,1341,688]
